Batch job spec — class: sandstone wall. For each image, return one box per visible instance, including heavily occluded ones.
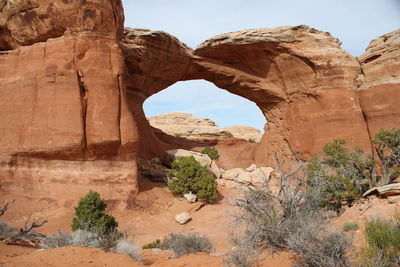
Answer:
[0,0,138,200]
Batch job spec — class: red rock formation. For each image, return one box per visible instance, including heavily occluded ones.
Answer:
[358,30,400,139]
[0,1,398,199]
[122,26,375,165]
[0,0,138,200]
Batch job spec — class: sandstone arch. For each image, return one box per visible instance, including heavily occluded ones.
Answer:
[121,26,373,167]
[0,0,399,201]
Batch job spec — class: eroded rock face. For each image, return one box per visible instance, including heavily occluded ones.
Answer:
[0,0,398,201]
[358,29,400,138]
[124,25,377,164]
[0,0,138,200]
[148,112,233,141]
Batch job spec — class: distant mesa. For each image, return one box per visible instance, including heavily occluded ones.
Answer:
[147,112,262,142]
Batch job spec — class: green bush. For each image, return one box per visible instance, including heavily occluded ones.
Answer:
[343,221,359,232]
[168,156,218,203]
[307,139,375,213]
[201,146,219,160]
[359,215,400,266]
[71,190,118,235]
[142,238,167,250]
[373,127,400,185]
[248,138,256,143]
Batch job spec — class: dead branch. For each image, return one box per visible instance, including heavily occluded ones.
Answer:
[13,218,48,239]
[0,199,15,216]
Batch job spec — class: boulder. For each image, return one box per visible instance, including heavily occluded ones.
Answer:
[221,168,245,181]
[162,149,212,167]
[245,164,257,172]
[175,212,191,224]
[183,192,197,203]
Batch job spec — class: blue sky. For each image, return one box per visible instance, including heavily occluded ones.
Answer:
[122,0,400,132]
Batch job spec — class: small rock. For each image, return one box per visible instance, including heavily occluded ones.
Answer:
[245,164,257,172]
[175,212,191,224]
[184,192,197,203]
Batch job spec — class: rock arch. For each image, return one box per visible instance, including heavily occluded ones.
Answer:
[0,0,399,200]
[121,26,372,167]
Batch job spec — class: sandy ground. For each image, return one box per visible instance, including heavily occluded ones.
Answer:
[2,167,399,266]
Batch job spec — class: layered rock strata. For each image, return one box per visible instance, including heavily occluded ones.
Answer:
[0,0,138,200]
[0,1,399,199]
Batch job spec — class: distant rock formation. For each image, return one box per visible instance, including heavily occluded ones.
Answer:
[148,112,233,141]
[147,112,262,142]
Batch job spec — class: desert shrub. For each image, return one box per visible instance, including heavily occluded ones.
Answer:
[359,215,400,266]
[307,139,375,213]
[175,133,182,138]
[248,138,256,143]
[373,127,400,185]
[168,156,218,202]
[71,229,101,248]
[163,232,214,258]
[71,190,118,235]
[226,153,353,267]
[201,146,219,160]
[343,221,359,232]
[116,239,142,263]
[42,231,72,249]
[142,238,167,250]
[0,221,15,239]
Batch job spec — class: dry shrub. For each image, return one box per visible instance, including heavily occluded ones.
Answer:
[163,232,214,258]
[42,231,72,249]
[0,221,15,239]
[226,153,353,267]
[116,239,142,263]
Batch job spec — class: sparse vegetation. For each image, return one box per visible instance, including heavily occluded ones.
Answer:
[42,231,72,249]
[163,232,214,258]
[307,139,375,213]
[71,190,118,235]
[226,153,353,267]
[142,238,167,250]
[359,215,400,266]
[248,138,256,143]
[116,239,142,263]
[168,156,218,203]
[175,133,182,138]
[201,146,219,160]
[0,221,15,240]
[373,127,400,185]
[343,221,359,232]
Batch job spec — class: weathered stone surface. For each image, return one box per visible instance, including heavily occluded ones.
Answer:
[183,192,197,203]
[124,25,375,166]
[363,183,400,198]
[221,168,245,181]
[175,212,191,224]
[223,127,262,143]
[245,164,257,172]
[0,0,399,204]
[148,112,233,141]
[0,0,138,200]
[358,29,400,138]
[210,160,222,179]
[162,149,212,167]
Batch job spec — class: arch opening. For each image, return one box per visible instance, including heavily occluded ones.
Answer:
[140,80,267,169]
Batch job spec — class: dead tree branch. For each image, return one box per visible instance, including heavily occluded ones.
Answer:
[0,199,15,216]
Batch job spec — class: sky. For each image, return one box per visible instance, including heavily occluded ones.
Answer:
[122,0,400,132]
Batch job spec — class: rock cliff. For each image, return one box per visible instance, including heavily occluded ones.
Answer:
[0,1,399,199]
